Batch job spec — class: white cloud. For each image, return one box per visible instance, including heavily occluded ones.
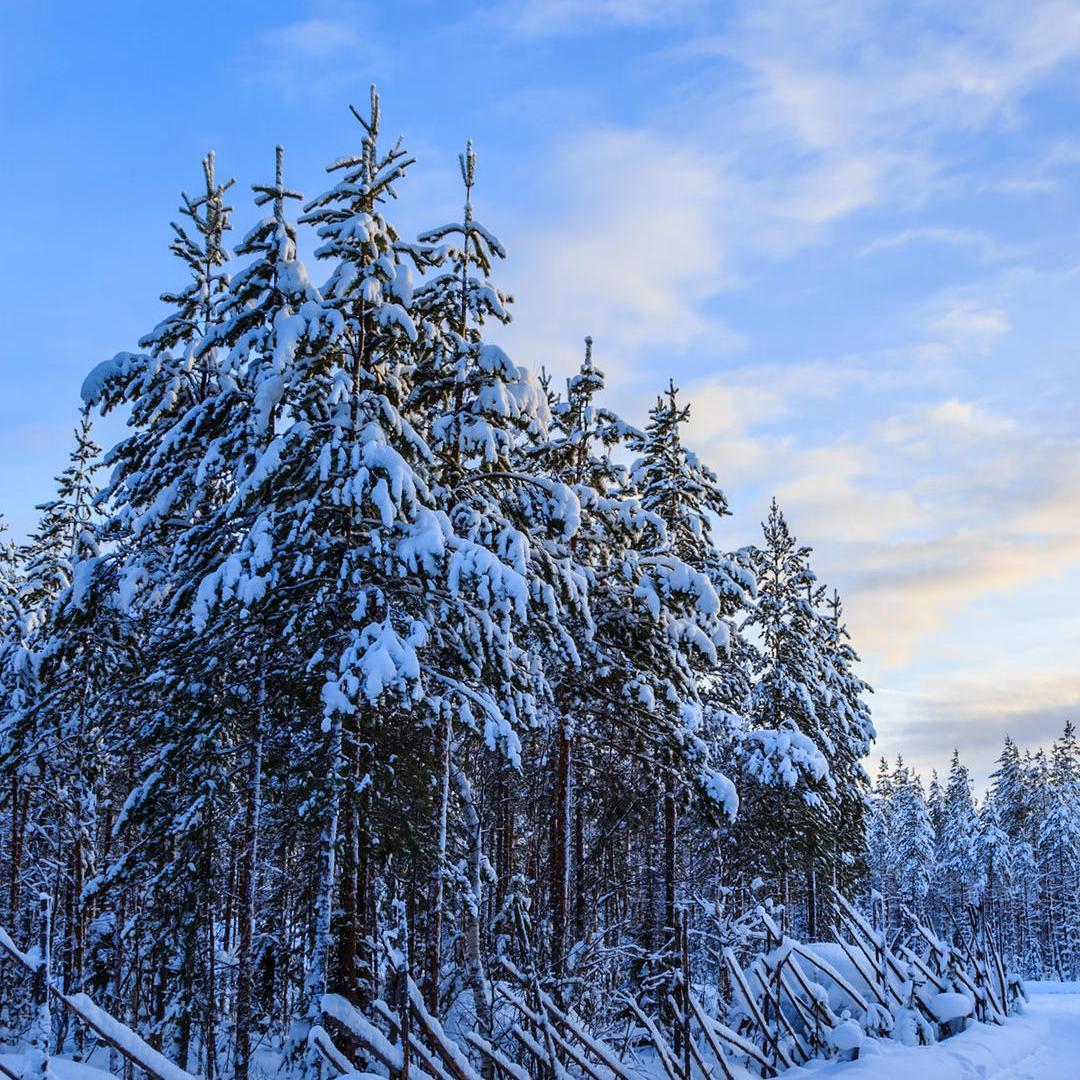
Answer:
[877,666,1080,788]
[671,336,1080,686]
[492,0,1080,396]
[729,0,1080,142]
[666,0,1080,249]
[927,303,1010,352]
[993,136,1080,194]
[882,399,1017,447]
[497,125,744,383]
[245,14,387,103]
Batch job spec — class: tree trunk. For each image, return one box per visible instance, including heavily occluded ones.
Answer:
[395,897,411,1080]
[663,771,677,955]
[424,711,451,1015]
[29,895,51,1078]
[176,918,195,1070]
[494,767,514,918]
[308,712,343,1014]
[357,805,375,1006]
[550,719,571,979]
[450,761,492,1074]
[573,769,585,944]
[233,717,263,1080]
[333,712,360,1003]
[204,817,218,1080]
[8,774,28,928]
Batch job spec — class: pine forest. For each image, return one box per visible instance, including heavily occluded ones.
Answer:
[1,92,1077,1080]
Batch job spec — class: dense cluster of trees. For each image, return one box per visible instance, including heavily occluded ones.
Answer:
[866,724,1080,981]
[3,90,1059,1077]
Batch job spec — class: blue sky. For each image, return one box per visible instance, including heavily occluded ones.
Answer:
[2,0,1079,787]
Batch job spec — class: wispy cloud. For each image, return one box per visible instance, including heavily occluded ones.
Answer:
[993,136,1080,194]
[499,125,745,381]
[677,331,1080,680]
[927,302,1011,352]
[243,13,387,103]
[496,0,1080,387]
[880,667,1080,788]
[861,227,1001,260]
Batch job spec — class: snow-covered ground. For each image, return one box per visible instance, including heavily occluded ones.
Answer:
[786,982,1080,1079]
[3,984,1078,1080]
[0,1053,115,1080]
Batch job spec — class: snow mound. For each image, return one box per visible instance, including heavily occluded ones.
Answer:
[0,1053,116,1080]
[928,991,973,1022]
[827,1019,863,1053]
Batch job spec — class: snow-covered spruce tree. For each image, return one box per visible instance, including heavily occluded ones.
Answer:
[15,417,104,1037]
[82,151,235,505]
[621,382,744,989]
[728,505,871,936]
[265,94,436,1037]
[407,141,576,1012]
[866,757,895,927]
[410,141,520,473]
[535,340,646,984]
[524,345,644,982]
[1026,748,1052,973]
[991,737,1033,847]
[77,148,239,690]
[988,736,1038,968]
[1036,722,1080,977]
[975,786,1013,957]
[4,413,102,745]
[809,588,874,930]
[734,500,830,932]
[927,769,945,854]
[0,510,28,995]
[925,768,947,927]
[886,758,936,926]
[249,96,577,1056]
[78,151,247,1072]
[938,750,981,915]
[191,145,316,1079]
[0,418,108,1051]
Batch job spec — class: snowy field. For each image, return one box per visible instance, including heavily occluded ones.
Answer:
[784,982,1080,1079]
